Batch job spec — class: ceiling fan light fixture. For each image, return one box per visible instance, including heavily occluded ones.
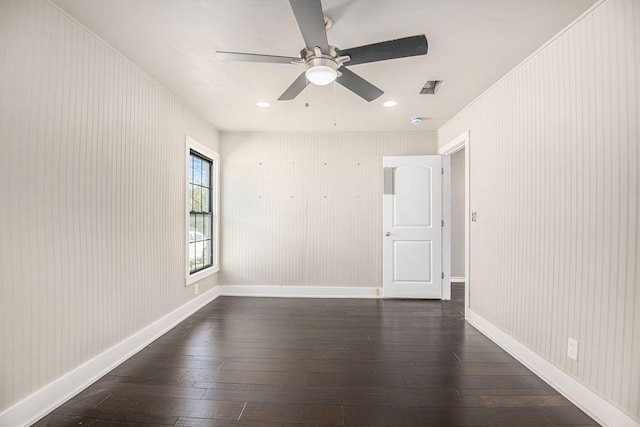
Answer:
[305,58,338,86]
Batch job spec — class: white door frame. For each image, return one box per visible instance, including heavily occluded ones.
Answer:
[441,155,451,300]
[438,130,470,316]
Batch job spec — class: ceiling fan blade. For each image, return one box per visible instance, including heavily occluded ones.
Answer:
[216,51,299,64]
[289,0,329,51]
[278,72,308,101]
[338,35,428,66]
[336,67,383,102]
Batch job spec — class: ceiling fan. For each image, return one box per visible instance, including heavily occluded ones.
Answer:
[216,0,428,102]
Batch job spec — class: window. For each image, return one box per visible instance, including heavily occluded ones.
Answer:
[186,137,219,284]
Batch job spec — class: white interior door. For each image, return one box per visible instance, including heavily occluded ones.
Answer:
[383,155,442,298]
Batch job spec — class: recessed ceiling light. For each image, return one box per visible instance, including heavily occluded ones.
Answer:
[256,101,271,108]
[383,100,397,107]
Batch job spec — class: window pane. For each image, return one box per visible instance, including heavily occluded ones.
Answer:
[196,214,204,236]
[202,160,210,189]
[193,187,201,212]
[201,187,209,212]
[190,155,195,184]
[204,241,211,266]
[189,242,196,267]
[193,157,202,185]
[204,215,211,240]
[189,215,196,235]
[189,184,194,212]
[195,241,204,269]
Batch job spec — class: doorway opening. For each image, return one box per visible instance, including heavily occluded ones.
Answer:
[439,131,469,316]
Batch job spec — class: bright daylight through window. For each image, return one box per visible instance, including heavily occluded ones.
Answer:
[186,137,219,283]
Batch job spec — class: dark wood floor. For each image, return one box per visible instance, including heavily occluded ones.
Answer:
[35,285,597,426]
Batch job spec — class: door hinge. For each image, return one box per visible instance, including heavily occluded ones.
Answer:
[441,168,444,175]
[441,220,444,227]
[441,272,445,279]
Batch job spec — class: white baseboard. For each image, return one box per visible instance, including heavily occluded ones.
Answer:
[466,309,640,427]
[450,276,465,283]
[0,287,221,427]
[217,285,381,299]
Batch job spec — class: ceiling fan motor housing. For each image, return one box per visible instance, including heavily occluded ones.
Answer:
[301,46,349,86]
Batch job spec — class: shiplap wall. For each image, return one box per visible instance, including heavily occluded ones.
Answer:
[438,0,639,420]
[220,131,436,288]
[0,0,219,412]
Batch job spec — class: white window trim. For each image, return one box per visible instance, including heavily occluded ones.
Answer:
[185,136,220,285]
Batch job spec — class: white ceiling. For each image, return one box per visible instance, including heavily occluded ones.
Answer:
[51,0,596,132]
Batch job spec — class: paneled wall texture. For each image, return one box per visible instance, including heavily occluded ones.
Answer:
[438,0,639,420]
[220,132,436,288]
[0,0,219,412]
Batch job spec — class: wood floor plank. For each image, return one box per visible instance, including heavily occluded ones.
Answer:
[33,286,598,426]
[386,392,487,408]
[403,373,555,390]
[92,395,243,420]
[219,359,382,374]
[239,402,343,424]
[35,414,150,427]
[540,406,602,425]
[343,405,557,426]
[51,405,179,425]
[181,368,307,385]
[192,382,280,392]
[100,373,197,388]
[175,417,316,427]
[306,372,406,388]
[87,380,207,400]
[481,394,573,408]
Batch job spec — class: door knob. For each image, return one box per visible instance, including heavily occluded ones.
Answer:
[385,232,391,236]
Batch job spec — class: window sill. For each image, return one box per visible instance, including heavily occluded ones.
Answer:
[186,265,219,286]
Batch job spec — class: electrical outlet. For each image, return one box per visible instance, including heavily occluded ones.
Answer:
[567,338,578,361]
[194,283,199,295]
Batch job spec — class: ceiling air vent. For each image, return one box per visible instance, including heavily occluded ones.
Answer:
[420,80,443,95]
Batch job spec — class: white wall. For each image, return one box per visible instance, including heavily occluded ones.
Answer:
[0,0,219,413]
[220,131,437,288]
[438,0,639,421]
